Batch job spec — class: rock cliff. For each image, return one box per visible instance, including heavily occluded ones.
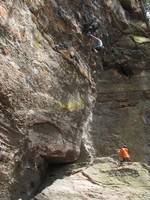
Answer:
[0,0,150,200]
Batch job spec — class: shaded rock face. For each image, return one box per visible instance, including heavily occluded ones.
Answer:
[0,0,149,199]
[89,0,150,163]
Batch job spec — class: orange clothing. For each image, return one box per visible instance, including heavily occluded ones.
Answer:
[118,147,130,159]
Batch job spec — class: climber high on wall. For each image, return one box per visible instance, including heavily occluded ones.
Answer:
[90,34,104,53]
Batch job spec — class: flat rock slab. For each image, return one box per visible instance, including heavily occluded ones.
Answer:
[33,159,150,200]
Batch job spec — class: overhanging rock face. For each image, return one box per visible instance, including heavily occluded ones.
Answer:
[0,1,94,199]
[0,0,150,199]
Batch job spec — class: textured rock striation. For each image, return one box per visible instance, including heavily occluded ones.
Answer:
[89,0,150,163]
[0,0,94,199]
[0,0,150,200]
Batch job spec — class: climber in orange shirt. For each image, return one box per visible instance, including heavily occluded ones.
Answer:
[118,144,131,165]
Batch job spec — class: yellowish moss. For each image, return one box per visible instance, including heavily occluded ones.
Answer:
[33,31,41,48]
[24,0,33,5]
[57,97,85,111]
[132,35,150,44]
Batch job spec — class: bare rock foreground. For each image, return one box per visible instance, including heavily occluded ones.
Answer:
[33,158,150,200]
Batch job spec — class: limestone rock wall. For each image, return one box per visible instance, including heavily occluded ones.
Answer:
[0,0,94,199]
[0,0,149,200]
[89,0,150,163]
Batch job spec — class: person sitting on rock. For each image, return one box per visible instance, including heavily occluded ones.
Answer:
[90,34,104,53]
[118,144,131,166]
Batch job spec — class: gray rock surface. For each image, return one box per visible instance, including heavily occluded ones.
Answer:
[0,0,150,199]
[32,158,150,200]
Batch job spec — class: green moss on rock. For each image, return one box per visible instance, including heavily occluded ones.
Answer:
[58,97,85,111]
[132,35,150,43]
